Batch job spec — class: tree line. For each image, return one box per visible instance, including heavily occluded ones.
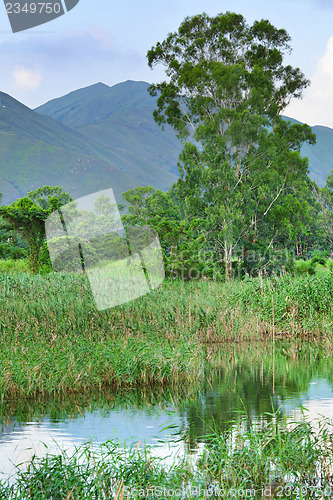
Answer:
[0,12,333,280]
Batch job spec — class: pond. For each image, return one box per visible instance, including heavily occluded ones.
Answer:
[1,340,333,482]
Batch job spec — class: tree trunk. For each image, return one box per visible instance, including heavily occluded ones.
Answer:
[224,242,232,282]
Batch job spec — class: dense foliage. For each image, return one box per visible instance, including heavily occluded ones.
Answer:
[146,12,319,280]
[0,12,332,279]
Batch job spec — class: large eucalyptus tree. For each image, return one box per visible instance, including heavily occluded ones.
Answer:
[147,12,315,280]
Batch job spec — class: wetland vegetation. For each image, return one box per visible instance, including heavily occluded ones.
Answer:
[1,411,333,499]
[0,271,333,497]
[1,269,333,401]
[2,9,333,499]
[1,338,333,498]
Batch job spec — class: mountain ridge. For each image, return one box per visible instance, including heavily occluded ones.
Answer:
[0,90,137,204]
[0,80,333,206]
[36,80,333,189]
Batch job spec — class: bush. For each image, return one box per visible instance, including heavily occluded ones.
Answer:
[0,259,30,273]
[294,255,330,277]
[294,259,311,276]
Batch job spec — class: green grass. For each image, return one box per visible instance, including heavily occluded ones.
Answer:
[0,273,209,399]
[1,271,333,400]
[1,409,333,499]
[0,259,30,273]
[0,271,271,399]
[228,271,333,338]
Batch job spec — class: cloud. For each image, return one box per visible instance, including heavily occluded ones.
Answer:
[0,26,144,76]
[89,25,113,51]
[13,67,42,90]
[0,26,124,68]
[285,35,333,127]
[0,25,147,107]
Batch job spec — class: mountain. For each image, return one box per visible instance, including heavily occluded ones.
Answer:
[36,80,333,190]
[281,115,333,187]
[300,125,333,187]
[1,80,333,207]
[36,81,150,127]
[35,80,181,188]
[0,80,181,205]
[0,91,137,204]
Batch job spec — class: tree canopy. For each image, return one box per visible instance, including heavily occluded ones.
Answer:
[0,186,72,272]
[147,11,316,280]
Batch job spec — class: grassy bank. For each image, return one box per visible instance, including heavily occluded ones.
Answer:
[1,409,332,499]
[228,272,333,339]
[1,271,333,399]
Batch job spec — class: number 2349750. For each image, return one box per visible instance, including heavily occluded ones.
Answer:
[5,3,62,14]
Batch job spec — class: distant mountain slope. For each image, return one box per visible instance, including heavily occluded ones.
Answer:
[0,90,140,204]
[0,90,99,154]
[34,82,112,128]
[36,80,333,189]
[0,80,180,205]
[301,125,333,186]
[36,81,152,128]
[36,80,181,189]
[281,116,333,187]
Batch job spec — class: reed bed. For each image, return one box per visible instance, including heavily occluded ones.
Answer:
[228,272,333,339]
[0,273,229,400]
[1,271,333,399]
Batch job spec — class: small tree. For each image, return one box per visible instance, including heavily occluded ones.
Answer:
[121,186,208,279]
[0,186,72,272]
[311,172,333,253]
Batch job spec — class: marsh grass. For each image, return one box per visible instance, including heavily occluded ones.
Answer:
[228,272,333,339]
[1,409,333,499]
[0,272,279,400]
[0,438,195,499]
[1,271,333,399]
[198,409,333,497]
[0,274,223,399]
[2,340,332,439]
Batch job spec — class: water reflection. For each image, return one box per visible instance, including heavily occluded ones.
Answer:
[1,341,333,481]
[0,422,78,482]
[290,378,333,426]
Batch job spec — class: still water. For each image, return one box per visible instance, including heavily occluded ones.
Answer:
[1,341,333,481]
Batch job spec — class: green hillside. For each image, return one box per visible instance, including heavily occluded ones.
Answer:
[35,81,153,127]
[36,80,333,189]
[1,80,333,207]
[0,81,180,206]
[36,80,181,188]
[281,115,333,186]
[0,90,137,204]
[302,125,333,186]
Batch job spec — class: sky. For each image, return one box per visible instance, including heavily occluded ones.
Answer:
[0,0,333,127]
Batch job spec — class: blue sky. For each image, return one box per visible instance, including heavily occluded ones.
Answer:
[0,0,333,126]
